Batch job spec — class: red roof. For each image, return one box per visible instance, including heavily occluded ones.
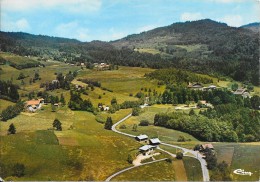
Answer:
[26,99,41,106]
[202,143,214,149]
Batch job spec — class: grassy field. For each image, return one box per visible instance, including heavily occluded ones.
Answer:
[0,99,15,112]
[0,53,40,68]
[116,105,199,144]
[183,157,203,181]
[214,142,260,181]
[112,160,175,181]
[0,106,144,180]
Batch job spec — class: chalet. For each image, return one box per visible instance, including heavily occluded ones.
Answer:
[139,145,156,155]
[149,138,161,145]
[26,98,44,112]
[54,103,59,107]
[94,63,110,70]
[52,79,59,84]
[187,82,204,90]
[200,143,214,151]
[203,85,217,91]
[198,100,213,108]
[234,88,251,98]
[135,134,148,142]
[208,85,217,89]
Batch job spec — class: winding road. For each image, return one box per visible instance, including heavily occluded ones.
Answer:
[109,109,210,181]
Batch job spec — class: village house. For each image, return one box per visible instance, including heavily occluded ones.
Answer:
[94,62,110,71]
[26,98,44,112]
[139,145,156,155]
[135,134,148,142]
[149,138,161,146]
[234,88,251,98]
[200,143,214,152]
[187,82,204,90]
[203,85,217,91]
[197,100,213,108]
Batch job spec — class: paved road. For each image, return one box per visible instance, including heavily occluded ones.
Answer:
[161,142,209,181]
[110,107,210,181]
[105,158,168,181]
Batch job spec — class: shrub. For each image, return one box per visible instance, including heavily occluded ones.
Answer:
[13,163,25,177]
[176,152,183,160]
[139,120,149,126]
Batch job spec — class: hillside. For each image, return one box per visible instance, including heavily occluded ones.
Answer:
[112,19,259,85]
[0,19,259,85]
[240,22,260,33]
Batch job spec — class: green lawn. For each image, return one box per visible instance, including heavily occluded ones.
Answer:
[183,157,203,181]
[112,160,175,181]
[117,105,199,144]
[214,143,260,181]
[0,99,15,112]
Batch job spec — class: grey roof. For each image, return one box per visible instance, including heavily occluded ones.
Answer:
[139,145,156,151]
[150,138,161,144]
[136,134,148,140]
[234,88,246,95]
[208,85,217,88]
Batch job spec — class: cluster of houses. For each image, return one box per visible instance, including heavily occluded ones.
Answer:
[188,82,251,98]
[93,63,110,70]
[187,82,217,91]
[135,134,161,155]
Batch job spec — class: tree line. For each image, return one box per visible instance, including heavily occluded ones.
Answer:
[0,80,20,102]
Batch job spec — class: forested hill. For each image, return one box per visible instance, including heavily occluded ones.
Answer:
[112,19,259,85]
[0,19,259,85]
[240,22,260,33]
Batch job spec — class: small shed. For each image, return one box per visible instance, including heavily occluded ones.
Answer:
[135,134,148,142]
[149,138,161,145]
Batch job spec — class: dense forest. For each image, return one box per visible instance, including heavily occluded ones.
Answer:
[154,103,260,142]
[0,80,20,102]
[0,19,258,85]
[145,68,213,85]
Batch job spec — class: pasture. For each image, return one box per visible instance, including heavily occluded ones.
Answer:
[112,160,175,181]
[117,105,199,143]
[0,99,15,112]
[214,142,260,181]
[0,106,143,180]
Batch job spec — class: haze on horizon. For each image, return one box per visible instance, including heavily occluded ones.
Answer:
[1,0,260,42]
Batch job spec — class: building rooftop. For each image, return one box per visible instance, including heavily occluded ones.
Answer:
[150,138,161,144]
[26,99,41,106]
[201,143,214,149]
[234,88,246,95]
[136,134,148,140]
[139,145,156,151]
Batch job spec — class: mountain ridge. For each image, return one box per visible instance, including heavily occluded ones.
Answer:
[0,19,259,85]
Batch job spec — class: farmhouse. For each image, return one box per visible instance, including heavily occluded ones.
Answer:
[204,85,217,91]
[94,62,110,70]
[197,100,213,108]
[149,138,161,145]
[234,88,251,98]
[26,98,44,112]
[187,82,204,90]
[200,143,214,151]
[135,134,148,142]
[139,145,156,155]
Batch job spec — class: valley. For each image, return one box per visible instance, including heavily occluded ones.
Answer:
[0,55,259,181]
